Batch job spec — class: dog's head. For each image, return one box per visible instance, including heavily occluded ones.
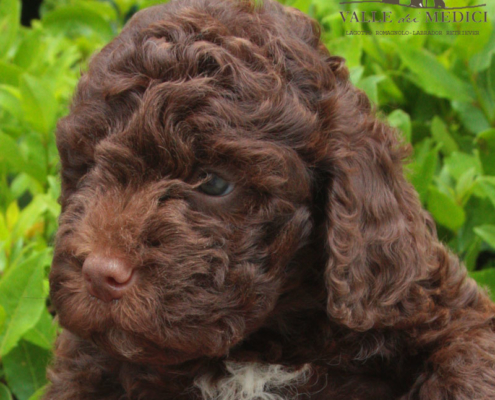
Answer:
[50,0,432,366]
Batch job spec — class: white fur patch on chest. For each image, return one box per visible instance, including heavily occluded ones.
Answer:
[193,361,312,400]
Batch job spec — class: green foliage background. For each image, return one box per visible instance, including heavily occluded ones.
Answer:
[0,0,494,397]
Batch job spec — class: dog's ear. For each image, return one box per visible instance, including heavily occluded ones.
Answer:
[317,80,433,331]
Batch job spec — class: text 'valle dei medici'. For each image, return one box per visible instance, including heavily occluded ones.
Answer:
[340,11,488,23]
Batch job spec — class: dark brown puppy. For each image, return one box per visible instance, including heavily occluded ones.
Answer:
[46,0,495,399]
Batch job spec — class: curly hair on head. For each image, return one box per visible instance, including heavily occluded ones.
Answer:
[46,0,495,399]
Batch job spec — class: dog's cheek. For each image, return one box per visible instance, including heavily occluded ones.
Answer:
[139,223,283,358]
[151,249,277,354]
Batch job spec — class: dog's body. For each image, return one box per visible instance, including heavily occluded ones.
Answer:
[46,0,495,399]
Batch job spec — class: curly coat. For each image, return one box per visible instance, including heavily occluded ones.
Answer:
[46,0,495,399]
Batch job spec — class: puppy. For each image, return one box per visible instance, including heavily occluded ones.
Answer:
[46,0,495,399]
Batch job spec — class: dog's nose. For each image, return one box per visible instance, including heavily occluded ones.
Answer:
[82,254,135,302]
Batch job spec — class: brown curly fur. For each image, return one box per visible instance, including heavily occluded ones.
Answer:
[46,0,495,398]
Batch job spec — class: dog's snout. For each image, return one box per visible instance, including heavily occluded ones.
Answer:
[82,254,135,302]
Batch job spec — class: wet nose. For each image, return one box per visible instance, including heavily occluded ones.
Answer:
[82,254,135,302]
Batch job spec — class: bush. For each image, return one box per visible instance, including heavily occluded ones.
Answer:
[0,0,493,398]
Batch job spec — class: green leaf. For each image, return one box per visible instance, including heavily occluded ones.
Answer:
[140,0,172,9]
[376,74,404,104]
[0,251,49,356]
[458,197,495,253]
[20,74,58,137]
[427,187,465,231]
[3,340,50,400]
[387,109,411,143]
[0,84,22,120]
[9,238,25,267]
[476,129,495,176]
[430,116,458,156]
[435,165,454,198]
[455,168,476,206]
[11,195,49,240]
[20,132,48,183]
[0,0,21,59]
[470,268,495,301]
[489,55,495,110]
[398,46,472,102]
[0,214,8,242]
[349,66,364,86]
[47,176,61,203]
[407,139,439,203]
[0,383,12,400]
[6,201,20,231]
[43,5,114,42]
[10,173,42,200]
[456,19,492,61]
[469,29,495,73]
[444,151,482,181]
[27,386,47,400]
[291,0,312,13]
[0,61,22,86]
[478,177,495,209]
[356,75,384,105]
[474,225,495,250]
[464,236,482,272]
[23,308,57,350]
[0,131,46,183]
[0,131,25,172]
[0,249,7,273]
[452,101,490,135]
[0,304,6,332]
[326,36,362,68]
[13,29,42,70]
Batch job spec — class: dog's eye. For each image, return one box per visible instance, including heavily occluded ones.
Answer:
[198,173,234,196]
